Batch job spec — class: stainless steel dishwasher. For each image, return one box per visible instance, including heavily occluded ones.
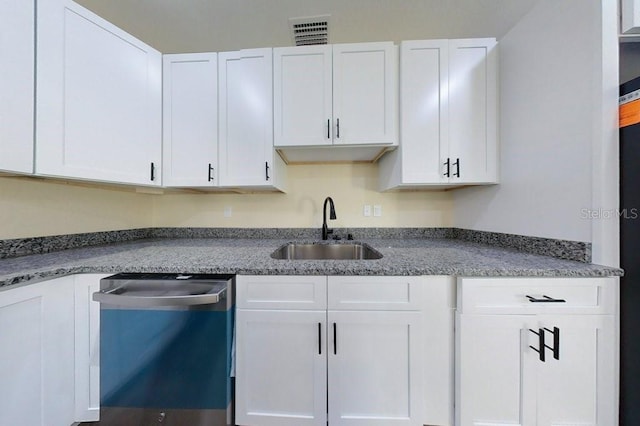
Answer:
[93,273,235,426]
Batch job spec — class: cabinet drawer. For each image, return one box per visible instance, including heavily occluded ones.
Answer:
[328,276,424,311]
[236,275,327,310]
[457,277,617,315]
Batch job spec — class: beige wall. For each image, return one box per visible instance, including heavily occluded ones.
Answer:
[152,164,453,229]
[0,176,152,239]
[1,164,453,239]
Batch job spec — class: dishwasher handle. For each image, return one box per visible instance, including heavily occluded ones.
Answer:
[92,285,227,308]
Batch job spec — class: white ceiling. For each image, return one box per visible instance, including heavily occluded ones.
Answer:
[74,0,539,54]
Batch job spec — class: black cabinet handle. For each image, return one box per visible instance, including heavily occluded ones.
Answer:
[327,119,330,139]
[336,118,340,139]
[529,328,546,362]
[529,326,561,362]
[526,295,566,303]
[265,162,270,181]
[333,322,337,355]
[208,163,214,182]
[444,158,450,177]
[150,162,155,181]
[453,158,460,178]
[544,327,560,360]
[318,323,322,355]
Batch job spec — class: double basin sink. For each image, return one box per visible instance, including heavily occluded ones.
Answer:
[271,242,383,260]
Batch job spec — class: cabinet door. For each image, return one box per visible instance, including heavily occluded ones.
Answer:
[456,314,536,426]
[399,40,449,184]
[448,38,497,184]
[163,53,218,187]
[274,46,333,147]
[0,277,75,426]
[328,310,425,426]
[332,42,397,145]
[218,48,275,187]
[74,274,108,422]
[534,315,617,426]
[36,0,162,186]
[235,309,327,426]
[0,0,34,174]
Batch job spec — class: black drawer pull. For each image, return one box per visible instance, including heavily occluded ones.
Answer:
[318,322,322,355]
[444,158,450,177]
[526,295,566,303]
[208,163,214,182]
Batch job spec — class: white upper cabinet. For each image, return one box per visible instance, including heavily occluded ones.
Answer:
[273,45,333,147]
[163,53,218,187]
[218,48,286,190]
[273,42,398,163]
[332,42,397,146]
[622,0,640,34]
[0,0,35,174]
[379,38,497,190]
[36,0,162,186]
[448,39,497,184]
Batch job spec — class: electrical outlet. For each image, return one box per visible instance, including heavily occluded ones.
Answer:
[363,205,372,217]
[224,206,232,217]
[373,205,382,217]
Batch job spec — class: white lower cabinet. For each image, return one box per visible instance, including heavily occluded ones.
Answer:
[0,276,75,426]
[235,309,328,426]
[456,277,618,426]
[74,273,108,422]
[327,310,424,426]
[235,275,455,426]
[0,273,105,425]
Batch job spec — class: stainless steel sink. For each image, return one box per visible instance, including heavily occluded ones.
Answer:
[271,242,383,260]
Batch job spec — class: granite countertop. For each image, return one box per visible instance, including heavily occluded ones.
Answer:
[0,237,623,289]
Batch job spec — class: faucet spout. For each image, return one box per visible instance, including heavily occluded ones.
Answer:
[322,197,337,240]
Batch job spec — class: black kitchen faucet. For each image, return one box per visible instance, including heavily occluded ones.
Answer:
[322,196,337,240]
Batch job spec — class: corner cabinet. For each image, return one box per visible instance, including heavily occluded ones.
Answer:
[162,53,219,187]
[273,42,398,163]
[0,276,76,425]
[218,48,286,190]
[36,0,162,186]
[0,0,34,174]
[456,277,618,426]
[0,274,105,425]
[235,275,454,426]
[379,38,497,190]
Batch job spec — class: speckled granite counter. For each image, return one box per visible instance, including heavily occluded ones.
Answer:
[0,237,622,289]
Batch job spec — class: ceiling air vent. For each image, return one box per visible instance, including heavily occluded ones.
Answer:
[289,15,330,46]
